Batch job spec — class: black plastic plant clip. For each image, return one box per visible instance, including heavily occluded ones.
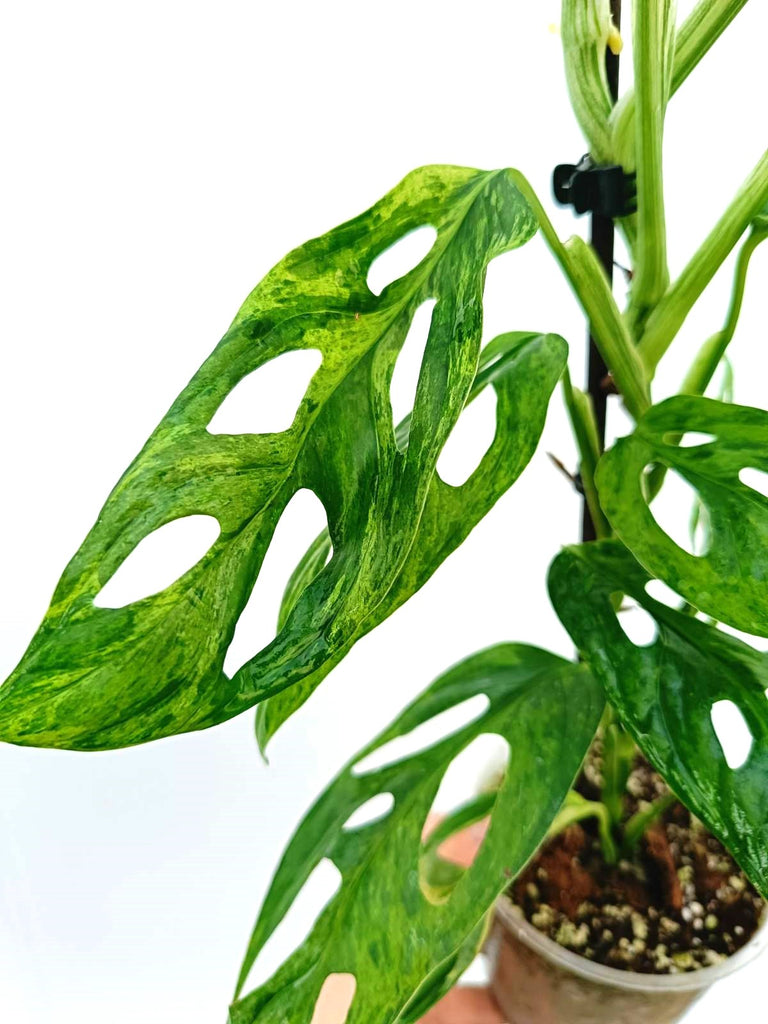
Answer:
[553,154,637,218]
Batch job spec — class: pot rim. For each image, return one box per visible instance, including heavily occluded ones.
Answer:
[494,894,768,993]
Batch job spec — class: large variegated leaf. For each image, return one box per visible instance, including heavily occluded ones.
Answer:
[255,330,566,751]
[597,396,768,636]
[230,645,603,1024]
[549,540,768,896]
[0,166,562,751]
[399,914,490,1024]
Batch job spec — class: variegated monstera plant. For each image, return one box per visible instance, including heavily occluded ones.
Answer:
[3,2,768,1021]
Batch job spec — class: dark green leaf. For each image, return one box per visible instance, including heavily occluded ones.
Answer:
[229,645,603,1023]
[597,395,768,636]
[256,329,567,751]
[549,540,768,896]
[0,166,561,751]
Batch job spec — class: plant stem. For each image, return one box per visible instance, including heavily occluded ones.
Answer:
[510,172,650,422]
[602,722,636,826]
[548,791,618,865]
[562,369,611,540]
[627,0,675,334]
[587,208,615,447]
[644,227,765,502]
[572,236,651,422]
[560,0,617,163]
[638,149,768,373]
[622,794,677,854]
[680,226,768,396]
[611,0,752,170]
[673,0,752,92]
[579,0,622,544]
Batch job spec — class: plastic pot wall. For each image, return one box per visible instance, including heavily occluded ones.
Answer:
[486,896,767,1024]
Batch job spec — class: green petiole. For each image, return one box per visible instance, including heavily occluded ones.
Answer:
[638,149,768,374]
[562,367,611,540]
[681,225,768,397]
[548,790,619,866]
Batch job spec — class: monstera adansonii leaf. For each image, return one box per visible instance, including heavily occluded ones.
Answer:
[549,540,768,897]
[254,329,564,751]
[229,645,603,1024]
[0,165,567,751]
[597,395,768,637]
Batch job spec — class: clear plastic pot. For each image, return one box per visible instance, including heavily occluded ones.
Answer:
[486,895,768,1024]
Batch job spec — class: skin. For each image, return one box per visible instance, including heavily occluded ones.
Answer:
[419,986,504,1023]
[312,981,503,1023]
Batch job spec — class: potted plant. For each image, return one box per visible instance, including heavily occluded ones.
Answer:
[2,1,767,1021]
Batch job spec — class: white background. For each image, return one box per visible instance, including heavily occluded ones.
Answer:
[1,1,767,1020]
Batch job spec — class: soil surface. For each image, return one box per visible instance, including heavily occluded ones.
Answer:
[507,748,764,974]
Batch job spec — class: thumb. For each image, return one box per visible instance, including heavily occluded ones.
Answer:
[419,986,505,1023]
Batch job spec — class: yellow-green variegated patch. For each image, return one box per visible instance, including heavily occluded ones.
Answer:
[1,166,565,750]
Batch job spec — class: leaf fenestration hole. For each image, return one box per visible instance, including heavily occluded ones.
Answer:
[436,388,498,488]
[224,489,329,678]
[615,597,658,647]
[207,349,322,435]
[430,734,509,816]
[310,974,357,1024]
[663,431,717,448]
[419,734,509,905]
[739,467,768,499]
[351,694,490,776]
[711,700,753,770]
[390,299,436,433]
[341,793,395,831]
[240,859,342,994]
[367,226,437,296]
[644,578,686,609]
[93,515,221,609]
[646,467,708,557]
[716,621,767,649]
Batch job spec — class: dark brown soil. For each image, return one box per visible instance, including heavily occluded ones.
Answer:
[507,751,764,974]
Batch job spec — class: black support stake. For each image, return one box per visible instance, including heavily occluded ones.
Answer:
[582,0,622,543]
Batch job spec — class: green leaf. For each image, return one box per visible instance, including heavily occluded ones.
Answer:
[256,330,567,750]
[549,540,768,896]
[0,165,560,751]
[399,914,490,1024]
[230,645,603,1023]
[597,395,768,636]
